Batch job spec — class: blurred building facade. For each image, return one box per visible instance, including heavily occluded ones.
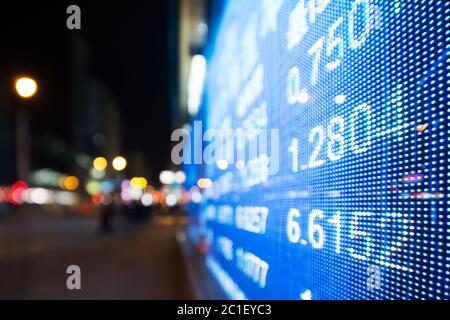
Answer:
[70,34,123,181]
[0,85,14,185]
[173,0,208,129]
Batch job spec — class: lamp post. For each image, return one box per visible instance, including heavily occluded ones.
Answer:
[14,76,38,181]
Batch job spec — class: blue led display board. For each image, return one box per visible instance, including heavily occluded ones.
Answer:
[186,0,450,300]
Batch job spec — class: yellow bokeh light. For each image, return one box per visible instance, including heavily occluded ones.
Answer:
[86,180,101,195]
[93,157,108,171]
[416,124,428,133]
[112,156,127,171]
[130,177,148,190]
[63,176,80,191]
[15,77,38,98]
[197,178,213,189]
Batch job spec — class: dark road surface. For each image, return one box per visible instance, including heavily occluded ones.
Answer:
[0,209,194,299]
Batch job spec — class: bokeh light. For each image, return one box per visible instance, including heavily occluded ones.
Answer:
[93,157,108,171]
[86,180,101,195]
[15,77,38,98]
[159,171,174,185]
[63,176,79,191]
[130,177,148,190]
[174,171,186,184]
[141,193,153,207]
[197,178,212,189]
[112,156,127,171]
[90,168,106,180]
[165,193,177,207]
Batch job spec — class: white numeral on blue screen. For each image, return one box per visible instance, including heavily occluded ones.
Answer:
[287,208,301,243]
[350,103,372,154]
[327,116,345,161]
[308,126,326,168]
[308,210,325,249]
[348,0,371,49]
[329,211,342,254]
[289,138,299,173]
[308,37,324,86]
[326,17,344,72]
[348,211,373,261]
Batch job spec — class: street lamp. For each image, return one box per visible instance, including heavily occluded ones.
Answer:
[14,76,38,181]
[15,77,38,98]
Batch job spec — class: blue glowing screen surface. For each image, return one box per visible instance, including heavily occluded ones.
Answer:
[187,0,450,300]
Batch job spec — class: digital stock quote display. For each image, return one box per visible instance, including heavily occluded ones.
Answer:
[188,0,450,300]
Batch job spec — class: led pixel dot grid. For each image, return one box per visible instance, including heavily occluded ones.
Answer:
[186,0,450,300]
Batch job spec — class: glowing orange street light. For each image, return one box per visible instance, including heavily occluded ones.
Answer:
[13,76,38,181]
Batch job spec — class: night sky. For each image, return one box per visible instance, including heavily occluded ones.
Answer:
[0,1,173,182]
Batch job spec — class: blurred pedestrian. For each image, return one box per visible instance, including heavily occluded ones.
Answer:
[99,202,115,233]
[98,191,120,234]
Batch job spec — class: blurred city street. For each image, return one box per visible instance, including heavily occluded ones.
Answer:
[0,0,448,302]
[0,209,193,299]
[0,1,211,300]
